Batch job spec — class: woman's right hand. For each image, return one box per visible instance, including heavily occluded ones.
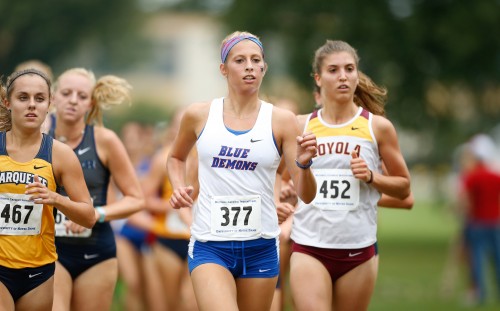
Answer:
[65,220,88,235]
[280,179,298,206]
[169,186,194,209]
[276,202,295,224]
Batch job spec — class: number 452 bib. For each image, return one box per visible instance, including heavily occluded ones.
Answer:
[0,193,43,235]
[210,195,261,239]
[312,169,360,211]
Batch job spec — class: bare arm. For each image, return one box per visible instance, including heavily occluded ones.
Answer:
[377,162,414,209]
[275,159,296,223]
[185,148,200,202]
[168,102,208,209]
[370,116,411,199]
[95,127,144,220]
[274,109,317,204]
[378,193,414,209]
[27,141,96,228]
[142,147,172,213]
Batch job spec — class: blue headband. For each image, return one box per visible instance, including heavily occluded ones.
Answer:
[221,35,264,63]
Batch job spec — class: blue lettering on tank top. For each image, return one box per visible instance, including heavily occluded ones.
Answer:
[212,145,258,171]
[81,160,97,169]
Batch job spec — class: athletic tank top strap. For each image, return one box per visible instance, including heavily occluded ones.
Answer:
[35,134,53,163]
[47,114,56,138]
[0,132,6,155]
[0,132,53,162]
[202,97,224,134]
[310,109,319,120]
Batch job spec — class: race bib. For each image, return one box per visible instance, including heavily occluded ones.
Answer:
[210,195,261,238]
[55,209,91,237]
[0,193,43,235]
[312,169,360,211]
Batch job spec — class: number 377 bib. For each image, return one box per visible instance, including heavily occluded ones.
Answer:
[210,195,261,239]
[312,169,360,211]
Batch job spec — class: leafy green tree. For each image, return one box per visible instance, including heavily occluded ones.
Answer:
[0,0,146,74]
[222,0,500,163]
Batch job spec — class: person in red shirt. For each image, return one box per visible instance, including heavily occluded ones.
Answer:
[462,134,500,304]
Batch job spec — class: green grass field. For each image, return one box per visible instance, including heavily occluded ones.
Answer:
[113,201,500,310]
[370,202,500,311]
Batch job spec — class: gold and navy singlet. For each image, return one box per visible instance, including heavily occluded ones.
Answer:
[0,132,58,269]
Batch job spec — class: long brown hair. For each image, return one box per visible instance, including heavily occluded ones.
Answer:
[0,77,7,131]
[312,40,387,116]
[0,69,51,131]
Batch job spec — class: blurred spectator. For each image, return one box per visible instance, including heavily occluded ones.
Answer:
[441,143,477,301]
[461,133,500,305]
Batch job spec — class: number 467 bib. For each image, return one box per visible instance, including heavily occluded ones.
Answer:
[312,169,360,211]
[0,193,43,235]
[210,195,261,239]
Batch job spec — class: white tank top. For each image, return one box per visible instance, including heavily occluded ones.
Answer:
[291,107,382,249]
[192,98,281,241]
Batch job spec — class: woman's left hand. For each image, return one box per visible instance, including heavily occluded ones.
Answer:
[350,151,372,183]
[296,131,317,165]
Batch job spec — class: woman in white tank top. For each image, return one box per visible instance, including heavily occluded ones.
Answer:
[289,40,413,311]
[167,31,318,311]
